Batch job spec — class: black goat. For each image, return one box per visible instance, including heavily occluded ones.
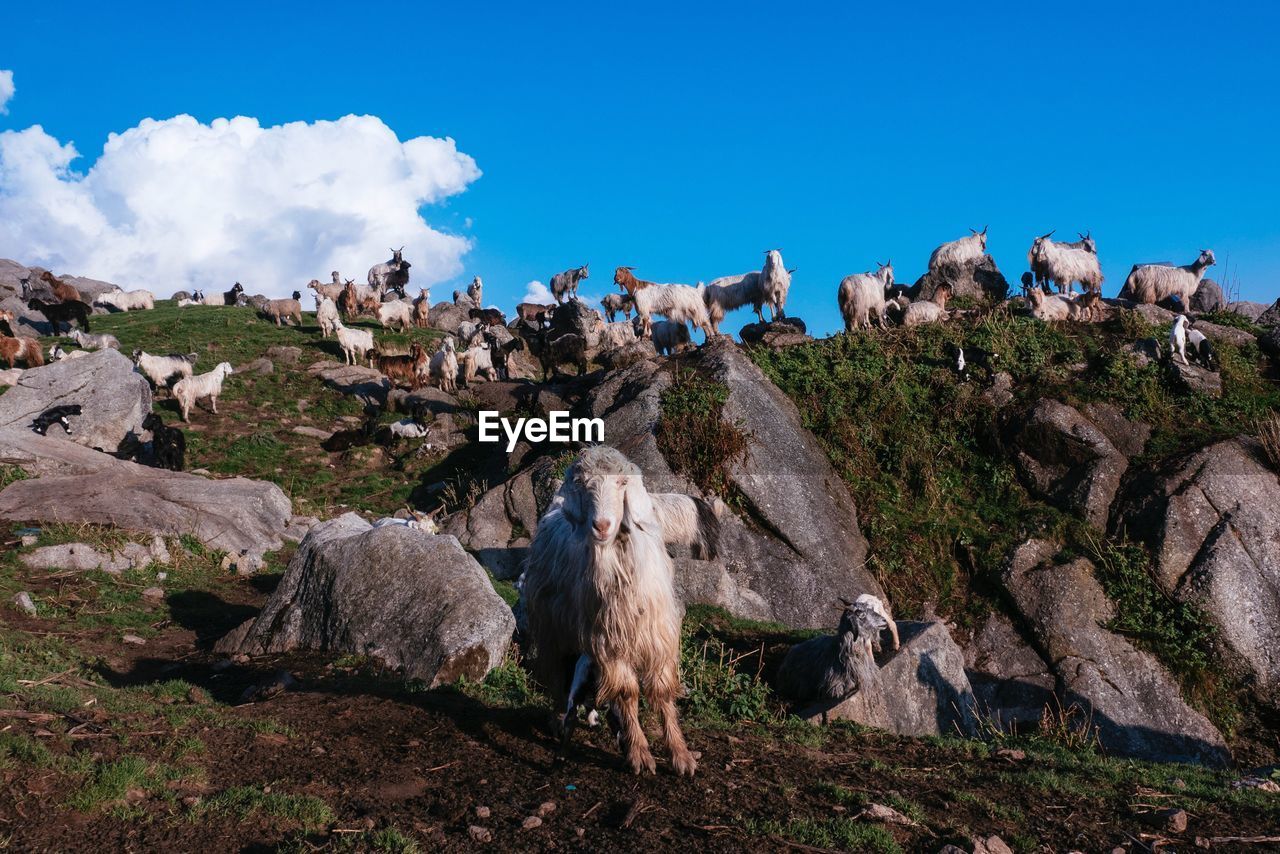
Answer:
[27,298,91,334]
[31,404,82,436]
[224,282,245,306]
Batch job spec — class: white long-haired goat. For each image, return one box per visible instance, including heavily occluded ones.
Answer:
[702,271,762,335]
[333,318,374,366]
[1025,288,1074,321]
[614,267,714,340]
[95,288,155,312]
[760,249,790,320]
[315,296,340,338]
[1119,249,1216,306]
[173,362,234,422]
[837,261,894,331]
[928,226,988,274]
[902,282,954,327]
[429,337,459,393]
[521,446,720,776]
[1027,230,1104,295]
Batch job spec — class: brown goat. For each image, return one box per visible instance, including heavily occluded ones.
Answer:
[516,302,555,327]
[0,335,45,369]
[412,290,432,328]
[40,270,84,304]
[339,279,361,320]
[374,342,428,389]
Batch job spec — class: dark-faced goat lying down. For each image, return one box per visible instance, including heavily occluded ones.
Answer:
[31,404,82,436]
[774,595,896,704]
[520,445,719,776]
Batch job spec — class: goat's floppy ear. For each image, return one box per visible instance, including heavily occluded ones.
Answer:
[621,473,656,531]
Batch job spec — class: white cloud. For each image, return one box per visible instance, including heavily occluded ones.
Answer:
[0,113,480,296]
[0,70,13,114]
[521,279,553,304]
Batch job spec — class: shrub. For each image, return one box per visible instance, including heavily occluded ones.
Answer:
[656,368,750,499]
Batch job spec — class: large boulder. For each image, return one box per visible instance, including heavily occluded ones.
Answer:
[1010,399,1129,528]
[1002,540,1229,765]
[1167,359,1222,398]
[306,361,391,408]
[739,317,811,348]
[964,612,1055,730]
[1191,319,1257,348]
[1190,278,1226,313]
[1226,301,1269,323]
[0,349,151,453]
[593,337,880,627]
[1114,437,1280,708]
[428,301,470,334]
[1256,299,1280,328]
[910,255,1008,304]
[216,514,514,687]
[800,620,978,737]
[0,428,293,555]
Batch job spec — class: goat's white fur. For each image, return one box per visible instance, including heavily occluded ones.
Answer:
[134,351,196,388]
[95,288,155,311]
[173,362,234,422]
[928,228,988,273]
[1171,314,1189,365]
[1027,232,1104,295]
[70,330,119,351]
[649,320,691,356]
[1121,249,1216,305]
[333,319,374,366]
[838,263,894,331]
[760,249,790,321]
[429,337,459,393]
[315,296,340,338]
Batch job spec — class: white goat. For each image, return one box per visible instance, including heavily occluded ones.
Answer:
[760,249,790,320]
[378,300,414,331]
[429,337,459,393]
[95,288,155,312]
[132,349,197,389]
[333,319,374,367]
[48,344,89,361]
[649,320,692,356]
[173,362,234,422]
[466,275,484,307]
[372,508,439,534]
[521,446,719,776]
[928,226,988,274]
[902,283,953,327]
[614,267,714,339]
[702,271,763,335]
[1027,230,1104,295]
[1120,249,1216,306]
[315,296,340,338]
[308,277,346,303]
[459,341,497,386]
[601,320,638,350]
[1170,314,1190,365]
[837,262,895,331]
[1025,288,1073,321]
[70,330,120,351]
[854,593,899,651]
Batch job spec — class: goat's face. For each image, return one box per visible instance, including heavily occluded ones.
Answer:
[1199,249,1216,268]
[560,447,653,546]
[580,264,589,279]
[878,262,895,289]
[836,599,889,651]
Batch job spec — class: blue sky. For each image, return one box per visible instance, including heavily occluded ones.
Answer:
[2,1,1278,335]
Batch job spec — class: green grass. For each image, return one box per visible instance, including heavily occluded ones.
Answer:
[742,815,903,853]
[455,654,546,708]
[67,756,186,813]
[199,785,334,830]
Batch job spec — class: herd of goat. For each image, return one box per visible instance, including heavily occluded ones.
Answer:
[0,229,1235,776]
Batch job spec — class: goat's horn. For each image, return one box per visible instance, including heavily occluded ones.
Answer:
[1042,230,1055,239]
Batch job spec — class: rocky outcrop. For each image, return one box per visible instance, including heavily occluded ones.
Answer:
[0,428,293,555]
[739,317,811,348]
[1010,399,1131,528]
[217,514,514,687]
[1190,319,1256,349]
[1226,301,1269,323]
[0,349,151,453]
[1115,437,1280,708]
[428,301,470,334]
[1168,360,1222,398]
[1256,299,1280,328]
[306,361,390,408]
[911,255,1008,304]
[1002,540,1229,765]
[1190,278,1226,313]
[964,612,1055,730]
[801,620,978,737]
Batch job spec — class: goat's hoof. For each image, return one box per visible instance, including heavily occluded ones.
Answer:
[628,750,657,775]
[671,751,698,777]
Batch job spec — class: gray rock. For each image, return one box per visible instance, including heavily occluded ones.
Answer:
[739,317,811,348]
[21,542,132,574]
[237,358,274,375]
[1011,399,1128,528]
[982,371,1014,408]
[11,591,37,616]
[217,514,513,687]
[1168,359,1222,398]
[1256,299,1280,328]
[171,291,191,302]
[589,338,881,628]
[306,360,390,407]
[0,428,293,555]
[1190,278,1226,313]
[1127,337,1163,368]
[1115,437,1280,708]
[800,620,977,737]
[1260,327,1280,362]
[1191,319,1256,348]
[1002,539,1229,765]
[1131,303,1177,325]
[428,301,470,334]
[1080,402,1150,459]
[265,345,302,365]
[291,426,333,440]
[1226,301,1268,323]
[910,255,1009,304]
[964,611,1055,730]
[0,349,151,452]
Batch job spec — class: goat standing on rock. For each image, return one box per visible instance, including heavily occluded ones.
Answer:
[550,265,589,304]
[521,446,720,776]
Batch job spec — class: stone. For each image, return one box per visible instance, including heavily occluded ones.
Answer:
[265,345,302,365]
[1080,402,1151,459]
[802,620,977,736]
[738,317,811,348]
[1256,299,1280,328]
[1011,399,1128,528]
[1190,319,1255,348]
[1131,303,1176,325]
[291,426,333,440]
[21,542,132,574]
[468,826,492,843]
[982,371,1014,408]
[521,816,542,830]
[0,349,151,453]
[237,358,274,375]
[1001,539,1229,765]
[910,255,1009,304]
[1126,338,1163,368]
[1114,437,1280,709]
[306,361,390,408]
[1226,301,1268,323]
[1190,278,1226,313]
[964,611,1055,730]
[1168,360,1222,398]
[216,514,514,687]
[0,428,293,555]
[11,591,37,616]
